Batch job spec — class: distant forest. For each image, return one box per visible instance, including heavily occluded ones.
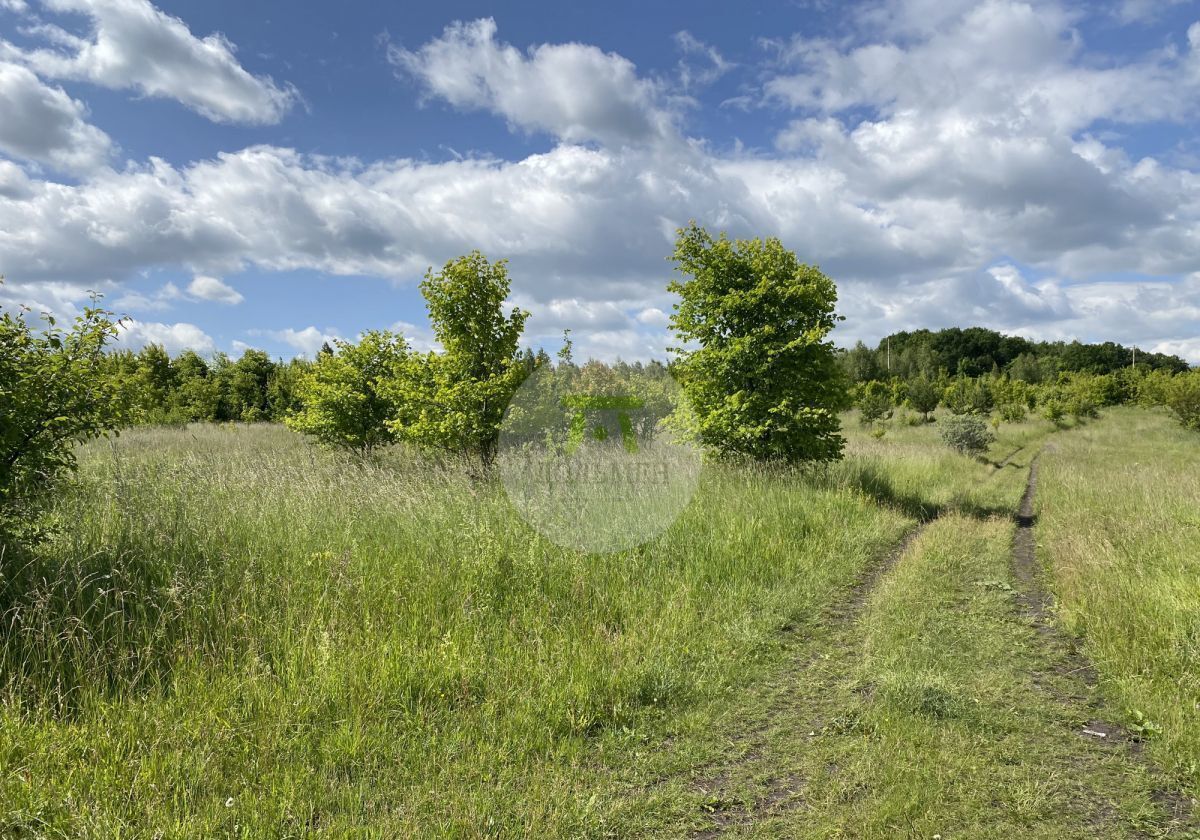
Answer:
[838,326,1190,384]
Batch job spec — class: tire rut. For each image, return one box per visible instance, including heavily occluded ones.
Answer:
[1011,450,1197,832]
[688,520,935,838]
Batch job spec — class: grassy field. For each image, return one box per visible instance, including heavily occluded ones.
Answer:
[1035,408,1200,797]
[0,410,1195,836]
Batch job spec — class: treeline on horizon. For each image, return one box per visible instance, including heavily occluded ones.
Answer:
[839,326,1189,383]
[101,325,1191,427]
[97,343,678,427]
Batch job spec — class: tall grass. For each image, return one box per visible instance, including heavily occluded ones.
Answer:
[0,415,1061,835]
[1034,407,1200,796]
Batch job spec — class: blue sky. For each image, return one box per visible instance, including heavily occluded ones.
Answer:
[1,0,1199,361]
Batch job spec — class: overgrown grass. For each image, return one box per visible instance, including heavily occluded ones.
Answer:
[0,411,1136,836]
[1035,406,1200,797]
[0,423,912,836]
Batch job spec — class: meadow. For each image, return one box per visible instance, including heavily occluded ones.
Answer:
[0,409,1197,837]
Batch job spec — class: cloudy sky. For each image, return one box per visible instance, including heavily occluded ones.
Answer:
[1,0,1199,362]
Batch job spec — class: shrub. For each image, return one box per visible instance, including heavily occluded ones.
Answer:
[858,380,893,424]
[287,331,410,457]
[1067,395,1099,421]
[938,415,994,457]
[1042,400,1066,426]
[1166,372,1200,431]
[0,290,121,542]
[997,402,1026,423]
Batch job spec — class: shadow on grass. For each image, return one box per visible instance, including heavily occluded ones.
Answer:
[832,463,1018,524]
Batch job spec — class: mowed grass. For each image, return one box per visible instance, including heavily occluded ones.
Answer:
[2,410,1174,837]
[1035,407,1200,797]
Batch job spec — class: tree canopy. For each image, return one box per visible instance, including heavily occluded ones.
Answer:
[668,223,847,462]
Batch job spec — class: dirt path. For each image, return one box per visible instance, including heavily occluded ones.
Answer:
[686,520,935,838]
[1010,450,1195,830]
[675,453,1196,838]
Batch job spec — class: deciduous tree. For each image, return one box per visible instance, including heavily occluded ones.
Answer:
[668,223,847,462]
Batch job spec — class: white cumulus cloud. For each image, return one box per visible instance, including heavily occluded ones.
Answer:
[118,318,215,354]
[4,0,298,124]
[389,18,678,147]
[0,60,112,172]
[187,274,243,304]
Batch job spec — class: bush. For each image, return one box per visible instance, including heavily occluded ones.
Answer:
[0,290,121,542]
[997,402,1026,423]
[1067,396,1099,421]
[287,331,410,457]
[1166,372,1200,431]
[858,380,893,424]
[938,415,994,457]
[1042,400,1066,426]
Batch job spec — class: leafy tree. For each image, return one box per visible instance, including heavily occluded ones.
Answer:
[557,329,575,368]
[668,223,847,462]
[840,340,881,383]
[386,252,529,465]
[287,331,409,456]
[136,344,175,418]
[229,349,276,422]
[858,380,893,424]
[1165,372,1200,431]
[906,374,940,421]
[169,350,220,422]
[943,376,993,415]
[267,357,311,421]
[0,291,122,540]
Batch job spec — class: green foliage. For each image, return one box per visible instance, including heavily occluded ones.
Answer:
[905,374,940,420]
[942,376,993,416]
[841,326,1187,385]
[858,380,893,424]
[1166,371,1200,431]
[668,223,847,462]
[997,401,1027,423]
[102,345,312,426]
[1042,400,1066,426]
[0,290,121,539]
[385,252,529,464]
[287,331,409,456]
[938,414,994,457]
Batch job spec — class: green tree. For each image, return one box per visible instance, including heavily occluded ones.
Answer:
[667,223,846,462]
[943,376,993,415]
[287,331,409,457]
[229,349,275,422]
[267,357,311,421]
[169,350,220,422]
[858,380,893,424]
[0,291,122,540]
[1165,372,1200,431]
[906,374,940,421]
[135,344,174,420]
[386,252,529,465]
